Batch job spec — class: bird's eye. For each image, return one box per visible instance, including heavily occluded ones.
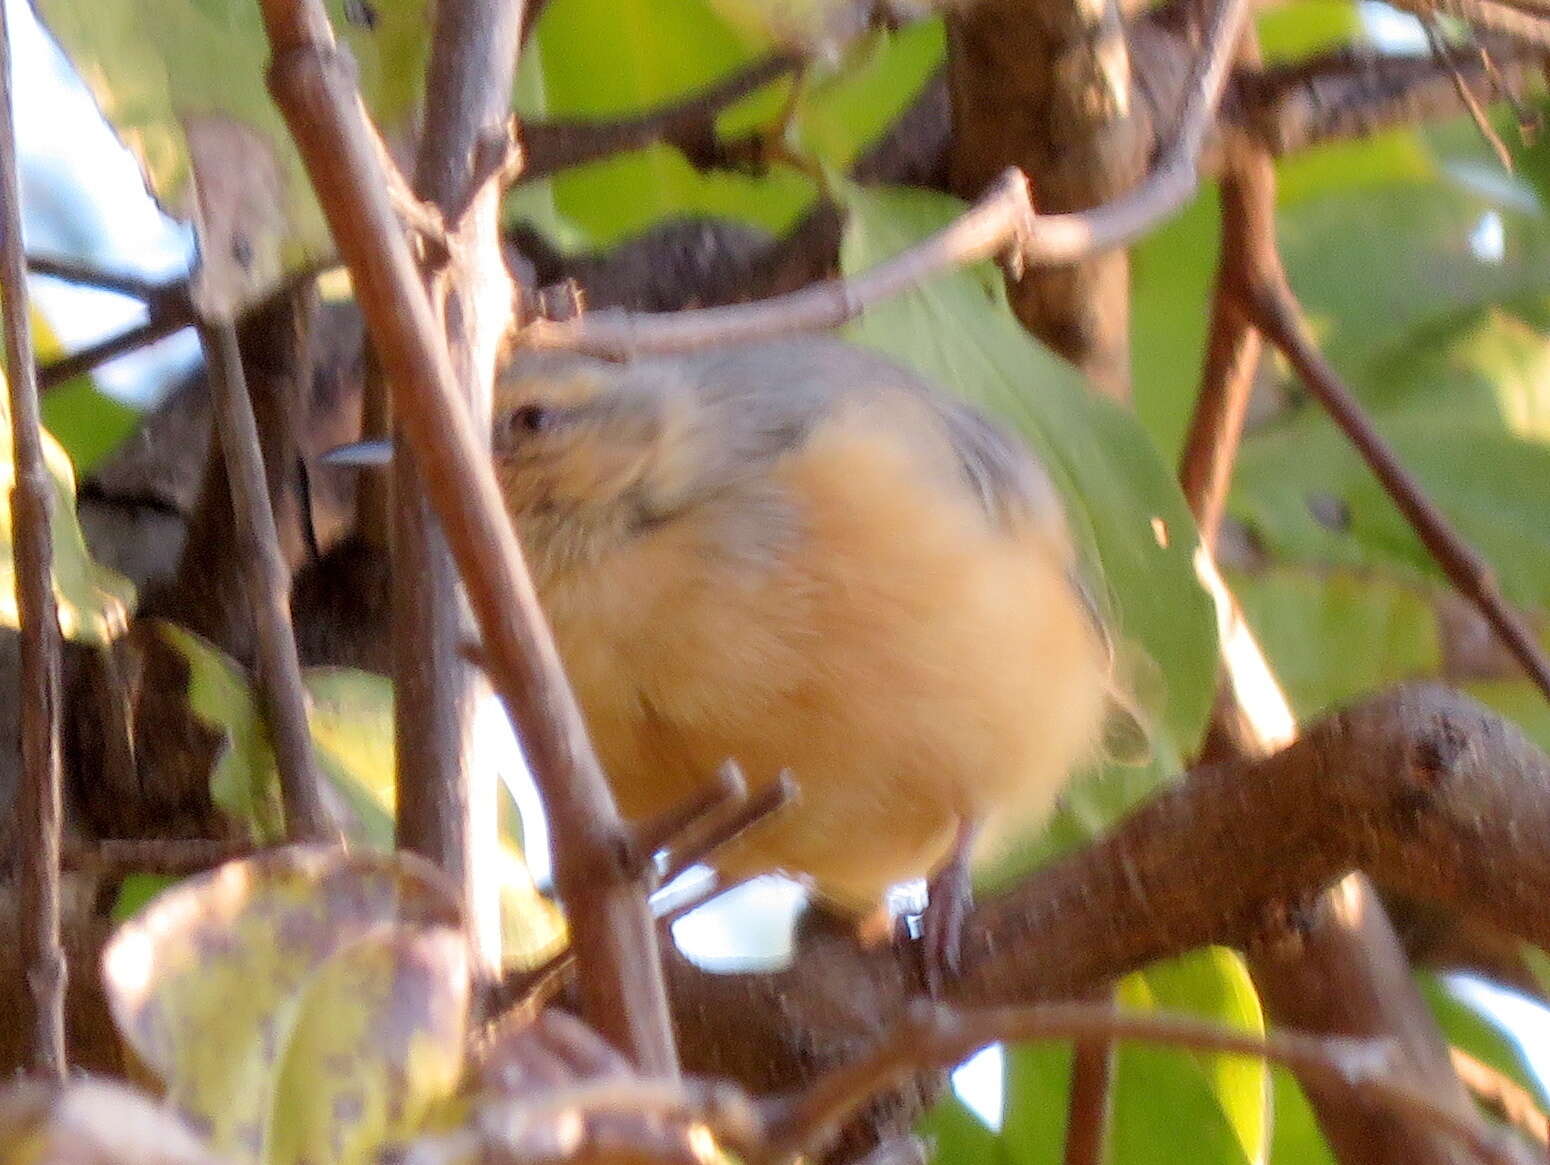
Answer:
[508,404,551,435]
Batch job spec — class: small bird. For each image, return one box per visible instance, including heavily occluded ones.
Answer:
[484,336,1132,981]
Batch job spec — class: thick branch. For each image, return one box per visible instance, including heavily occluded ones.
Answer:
[0,0,65,1079]
[258,3,678,1073]
[956,683,1550,1000]
[394,0,526,987]
[1236,39,1548,159]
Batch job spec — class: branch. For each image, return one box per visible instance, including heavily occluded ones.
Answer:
[1239,277,1550,704]
[62,837,259,877]
[519,53,800,180]
[768,1002,1537,1165]
[955,684,1550,1001]
[1237,38,1548,159]
[1185,73,1485,1165]
[25,254,174,301]
[392,0,527,989]
[195,319,334,842]
[258,0,678,1073]
[524,0,1250,357]
[36,306,194,392]
[1451,1047,1550,1148]
[0,0,65,1081]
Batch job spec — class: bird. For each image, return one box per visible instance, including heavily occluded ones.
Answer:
[482,335,1136,984]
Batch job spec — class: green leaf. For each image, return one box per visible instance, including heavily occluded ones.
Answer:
[156,623,567,970]
[0,364,136,645]
[1256,0,1358,61]
[31,308,141,474]
[34,0,431,287]
[918,1090,1012,1165]
[1524,946,1550,999]
[837,182,1218,834]
[1233,406,1550,612]
[998,1039,1077,1165]
[1131,190,1221,462]
[1111,948,1269,1165]
[521,0,811,243]
[101,846,468,1165]
[110,873,176,923]
[1269,1068,1337,1165]
[1277,180,1550,375]
[1227,567,1441,718]
[159,621,288,843]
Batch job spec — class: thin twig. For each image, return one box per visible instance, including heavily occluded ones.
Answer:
[1175,132,1270,548]
[1241,277,1550,703]
[1450,1047,1550,1147]
[1423,18,1514,171]
[62,837,260,877]
[769,1002,1537,1165]
[259,2,678,1073]
[196,318,334,841]
[659,771,797,888]
[1061,983,1116,1165]
[524,0,1252,357]
[631,760,748,878]
[25,254,173,301]
[0,0,66,1080]
[520,53,800,180]
[36,308,194,391]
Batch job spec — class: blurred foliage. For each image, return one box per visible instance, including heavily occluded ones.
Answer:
[102,846,469,1165]
[33,0,430,281]
[156,622,567,971]
[0,347,134,644]
[924,949,1268,1165]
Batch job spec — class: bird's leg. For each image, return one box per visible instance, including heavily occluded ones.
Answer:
[916,818,979,997]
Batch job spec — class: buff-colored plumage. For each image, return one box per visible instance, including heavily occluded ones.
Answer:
[491,337,1114,911]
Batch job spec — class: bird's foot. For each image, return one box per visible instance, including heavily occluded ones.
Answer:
[907,821,979,997]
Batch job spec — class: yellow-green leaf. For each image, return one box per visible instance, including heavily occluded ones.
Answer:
[101,846,465,1165]
[0,364,135,645]
[266,927,469,1165]
[153,622,566,969]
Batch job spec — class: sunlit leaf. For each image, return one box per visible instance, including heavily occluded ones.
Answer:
[266,928,469,1165]
[1111,948,1269,1165]
[101,846,467,1165]
[33,0,432,288]
[0,364,135,645]
[159,621,287,843]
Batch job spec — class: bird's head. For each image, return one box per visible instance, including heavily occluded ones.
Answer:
[491,353,704,578]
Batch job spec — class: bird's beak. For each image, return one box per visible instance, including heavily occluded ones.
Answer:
[319,439,394,467]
